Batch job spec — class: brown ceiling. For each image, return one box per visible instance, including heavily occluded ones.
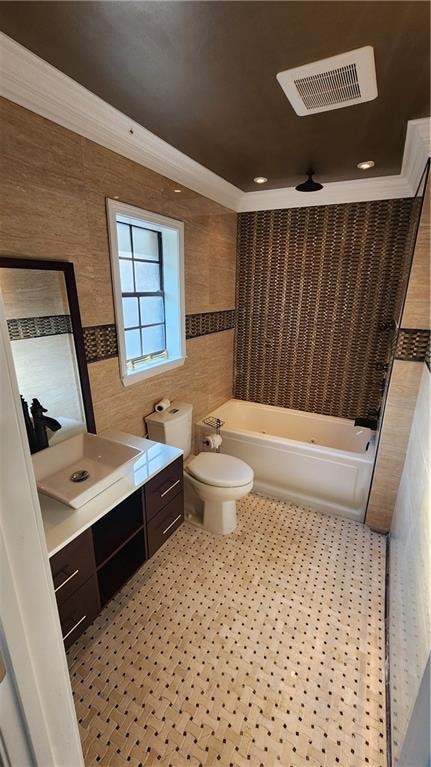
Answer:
[0,1,429,191]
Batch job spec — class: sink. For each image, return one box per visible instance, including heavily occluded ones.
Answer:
[32,433,142,508]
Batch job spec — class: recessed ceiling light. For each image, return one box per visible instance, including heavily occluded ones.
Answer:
[357,160,375,170]
[253,176,268,184]
[173,188,182,193]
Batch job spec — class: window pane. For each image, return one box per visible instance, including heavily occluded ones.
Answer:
[139,296,164,325]
[124,329,141,360]
[132,227,159,261]
[122,297,139,328]
[119,259,134,292]
[142,324,165,355]
[134,261,160,292]
[117,223,132,258]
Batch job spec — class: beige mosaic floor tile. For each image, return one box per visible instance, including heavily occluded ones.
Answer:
[68,493,387,767]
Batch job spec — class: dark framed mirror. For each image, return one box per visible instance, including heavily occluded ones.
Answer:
[0,257,96,448]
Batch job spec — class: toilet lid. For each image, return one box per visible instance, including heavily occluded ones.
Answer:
[187,453,253,488]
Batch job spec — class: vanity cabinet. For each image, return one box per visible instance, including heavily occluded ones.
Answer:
[49,458,184,649]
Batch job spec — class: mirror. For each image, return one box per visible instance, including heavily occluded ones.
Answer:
[0,257,95,451]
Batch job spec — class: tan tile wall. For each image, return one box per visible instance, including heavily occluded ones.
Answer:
[0,98,236,435]
[401,182,430,329]
[0,268,68,318]
[366,173,430,532]
[365,360,423,532]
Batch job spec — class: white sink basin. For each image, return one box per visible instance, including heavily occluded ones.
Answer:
[32,433,142,508]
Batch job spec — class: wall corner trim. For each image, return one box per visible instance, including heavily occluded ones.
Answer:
[0,32,430,212]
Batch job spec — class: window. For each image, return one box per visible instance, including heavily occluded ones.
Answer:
[107,200,185,385]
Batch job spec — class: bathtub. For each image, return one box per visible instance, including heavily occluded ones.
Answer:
[197,399,375,521]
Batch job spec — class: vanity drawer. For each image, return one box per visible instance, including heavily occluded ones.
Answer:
[144,457,183,521]
[58,575,99,650]
[50,529,96,606]
[147,491,184,557]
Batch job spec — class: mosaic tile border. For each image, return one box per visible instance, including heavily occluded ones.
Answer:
[395,328,430,362]
[7,314,72,341]
[185,309,235,339]
[83,324,118,363]
[83,311,236,363]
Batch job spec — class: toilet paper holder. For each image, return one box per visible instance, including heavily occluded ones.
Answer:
[202,416,225,453]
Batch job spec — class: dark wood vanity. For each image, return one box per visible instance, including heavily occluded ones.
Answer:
[1,256,186,649]
[49,456,184,649]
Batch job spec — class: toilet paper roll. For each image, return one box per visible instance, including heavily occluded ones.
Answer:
[204,433,222,450]
[155,398,171,413]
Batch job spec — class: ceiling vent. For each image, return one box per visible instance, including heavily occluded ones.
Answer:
[276,46,377,116]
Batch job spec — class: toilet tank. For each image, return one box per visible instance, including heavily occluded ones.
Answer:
[145,402,193,458]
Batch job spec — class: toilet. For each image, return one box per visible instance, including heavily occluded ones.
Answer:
[145,402,253,534]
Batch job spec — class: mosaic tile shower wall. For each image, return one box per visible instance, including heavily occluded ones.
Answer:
[235,199,416,420]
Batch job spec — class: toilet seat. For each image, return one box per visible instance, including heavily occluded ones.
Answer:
[187,452,253,488]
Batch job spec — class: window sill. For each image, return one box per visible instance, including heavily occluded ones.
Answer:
[120,356,186,387]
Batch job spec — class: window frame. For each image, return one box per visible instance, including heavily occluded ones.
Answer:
[106,199,185,386]
[118,224,166,365]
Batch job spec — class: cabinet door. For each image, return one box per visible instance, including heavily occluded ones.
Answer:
[50,529,96,606]
[147,492,184,558]
[58,576,100,650]
[144,457,183,521]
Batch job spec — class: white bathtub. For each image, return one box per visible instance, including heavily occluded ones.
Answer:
[198,399,376,521]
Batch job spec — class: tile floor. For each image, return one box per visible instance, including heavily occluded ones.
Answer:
[68,493,387,767]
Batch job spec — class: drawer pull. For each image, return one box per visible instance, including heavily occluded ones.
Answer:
[162,514,182,536]
[54,569,79,593]
[62,615,87,642]
[160,479,180,498]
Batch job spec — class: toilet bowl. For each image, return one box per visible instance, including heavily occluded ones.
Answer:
[185,452,254,534]
[145,402,254,535]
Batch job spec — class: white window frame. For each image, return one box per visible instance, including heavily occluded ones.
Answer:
[106,199,185,386]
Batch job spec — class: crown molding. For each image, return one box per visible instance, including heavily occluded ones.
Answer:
[401,118,431,195]
[235,174,413,212]
[0,32,240,210]
[1,33,430,213]
[238,118,430,211]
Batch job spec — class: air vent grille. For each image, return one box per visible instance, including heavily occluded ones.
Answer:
[294,63,361,110]
[276,47,377,116]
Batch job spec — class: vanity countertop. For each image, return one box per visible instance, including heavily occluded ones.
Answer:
[40,431,182,557]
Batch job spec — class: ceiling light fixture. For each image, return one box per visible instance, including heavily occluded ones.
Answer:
[357,160,375,170]
[173,188,182,193]
[295,169,323,192]
[253,176,268,184]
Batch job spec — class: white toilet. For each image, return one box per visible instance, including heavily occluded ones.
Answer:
[145,402,253,535]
